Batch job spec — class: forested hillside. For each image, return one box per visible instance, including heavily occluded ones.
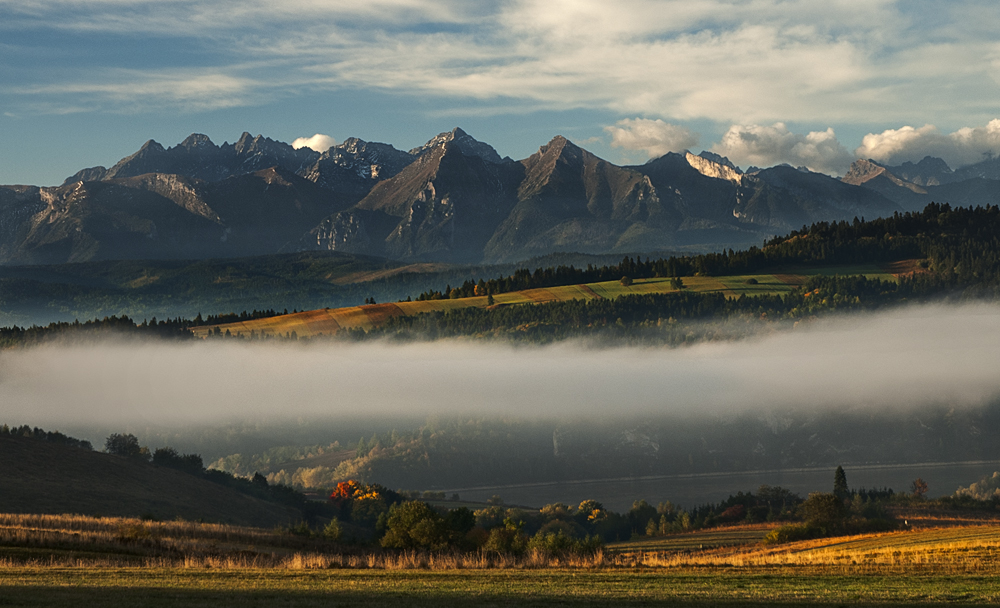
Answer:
[3,203,1000,346]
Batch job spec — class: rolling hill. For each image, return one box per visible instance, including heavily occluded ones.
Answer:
[191,263,902,339]
[0,434,298,527]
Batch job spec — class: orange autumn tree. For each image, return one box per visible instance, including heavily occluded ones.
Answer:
[329,480,403,525]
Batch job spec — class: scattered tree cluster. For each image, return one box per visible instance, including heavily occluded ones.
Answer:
[0,424,93,451]
[101,432,318,519]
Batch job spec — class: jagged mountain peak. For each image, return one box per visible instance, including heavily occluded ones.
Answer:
[842,159,888,185]
[137,139,165,154]
[841,159,928,198]
[912,155,952,172]
[62,166,109,186]
[235,131,255,149]
[410,127,503,164]
[177,133,216,150]
[533,135,584,160]
[233,132,289,155]
[884,155,954,186]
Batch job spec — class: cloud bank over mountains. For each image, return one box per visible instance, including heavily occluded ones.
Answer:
[3,1,1000,183]
[5,0,999,125]
[606,118,1000,175]
[856,121,1000,168]
[606,119,700,158]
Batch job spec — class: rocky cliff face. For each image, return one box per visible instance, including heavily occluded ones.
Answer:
[484,136,671,262]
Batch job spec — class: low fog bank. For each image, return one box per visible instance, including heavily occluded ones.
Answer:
[2,303,1000,437]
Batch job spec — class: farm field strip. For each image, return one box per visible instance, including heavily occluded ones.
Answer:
[619,525,1000,573]
[192,263,902,339]
[793,525,1000,554]
[610,526,774,552]
[1,567,1000,607]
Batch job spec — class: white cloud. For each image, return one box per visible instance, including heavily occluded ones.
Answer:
[856,120,1000,168]
[291,133,335,152]
[4,0,1000,127]
[16,69,259,112]
[605,119,699,158]
[709,123,855,175]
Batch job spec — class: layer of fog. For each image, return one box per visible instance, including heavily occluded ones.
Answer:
[2,303,1000,433]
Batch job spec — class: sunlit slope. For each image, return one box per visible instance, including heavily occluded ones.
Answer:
[193,265,900,339]
[609,523,1000,572]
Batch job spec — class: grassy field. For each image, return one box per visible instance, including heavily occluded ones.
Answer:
[2,567,999,607]
[3,514,1000,605]
[609,524,775,553]
[194,262,905,339]
[609,524,1000,575]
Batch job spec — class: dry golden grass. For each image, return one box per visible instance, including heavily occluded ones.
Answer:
[0,513,609,570]
[610,525,1000,575]
[4,513,1000,577]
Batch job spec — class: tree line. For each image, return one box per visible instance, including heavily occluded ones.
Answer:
[4,203,1000,347]
[415,203,994,301]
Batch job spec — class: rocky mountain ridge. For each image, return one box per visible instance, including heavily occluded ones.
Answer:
[4,127,995,266]
[842,156,1000,211]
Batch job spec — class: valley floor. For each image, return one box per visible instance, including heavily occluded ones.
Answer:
[3,514,1000,606]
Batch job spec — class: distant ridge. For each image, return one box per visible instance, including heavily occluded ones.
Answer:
[5,126,998,266]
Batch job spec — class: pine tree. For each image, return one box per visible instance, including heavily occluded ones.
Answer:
[833,465,849,499]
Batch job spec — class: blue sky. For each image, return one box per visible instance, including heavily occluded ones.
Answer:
[3,0,1000,185]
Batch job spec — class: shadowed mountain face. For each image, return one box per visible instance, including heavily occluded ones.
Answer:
[842,157,1000,212]
[0,128,932,265]
[0,168,351,265]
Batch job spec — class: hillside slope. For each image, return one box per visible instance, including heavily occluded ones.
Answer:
[0,435,297,527]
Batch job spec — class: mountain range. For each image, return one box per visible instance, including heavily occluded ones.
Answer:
[2,128,999,266]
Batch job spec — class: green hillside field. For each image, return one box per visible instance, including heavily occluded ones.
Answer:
[193,262,904,339]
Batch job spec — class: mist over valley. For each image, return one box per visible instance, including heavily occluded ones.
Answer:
[4,303,1000,506]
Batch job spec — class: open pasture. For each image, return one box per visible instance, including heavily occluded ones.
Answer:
[2,513,1000,605]
[610,524,775,554]
[1,562,999,607]
[193,264,889,339]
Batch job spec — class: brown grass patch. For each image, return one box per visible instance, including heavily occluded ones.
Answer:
[361,303,406,325]
[578,285,602,299]
[773,274,808,286]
